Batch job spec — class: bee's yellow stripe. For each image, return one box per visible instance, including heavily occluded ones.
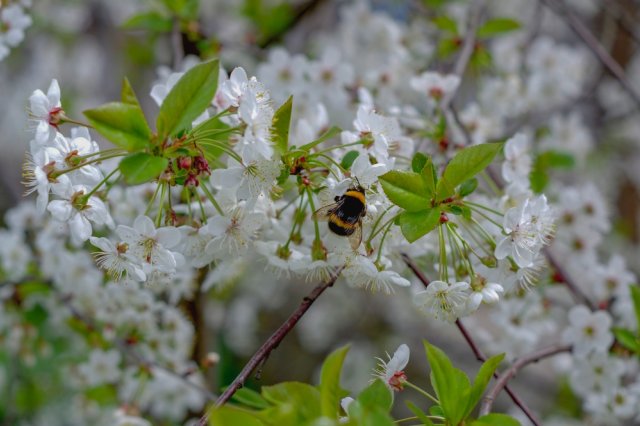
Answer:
[330,214,356,229]
[345,190,365,204]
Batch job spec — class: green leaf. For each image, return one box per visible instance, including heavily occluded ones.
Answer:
[208,405,264,426]
[436,143,503,201]
[424,341,471,426]
[477,18,521,38]
[121,77,140,106]
[85,384,118,405]
[399,209,441,243]
[421,157,437,196]
[319,344,351,419]
[84,102,151,151]
[530,151,575,193]
[459,178,478,197]
[261,382,322,421]
[298,126,342,151]
[613,327,640,352]
[357,379,392,413]
[341,151,360,170]
[346,400,395,426]
[433,15,458,33]
[157,59,220,139]
[406,401,435,426]
[379,170,432,212]
[630,286,640,333]
[191,114,234,160]
[119,153,169,185]
[471,413,521,426]
[437,37,459,59]
[272,96,293,153]
[231,387,271,410]
[121,11,173,32]
[412,152,428,173]
[464,353,505,418]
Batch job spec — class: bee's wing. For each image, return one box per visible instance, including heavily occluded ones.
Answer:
[313,203,339,222]
[348,221,363,250]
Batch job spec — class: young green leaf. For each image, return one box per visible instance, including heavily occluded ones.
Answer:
[121,11,173,32]
[436,143,503,201]
[612,327,640,352]
[406,401,435,426]
[399,209,441,243]
[379,170,432,212]
[433,15,458,33]
[231,387,271,410]
[261,382,322,422]
[357,379,392,413]
[84,102,151,151]
[121,77,141,106]
[471,413,521,426]
[119,153,168,185]
[412,152,428,173]
[319,344,351,419]
[464,353,505,418]
[424,341,471,426]
[459,178,478,197]
[421,157,437,196]
[341,151,360,170]
[208,405,264,426]
[630,286,640,333]
[477,18,521,38]
[156,59,220,139]
[272,96,293,153]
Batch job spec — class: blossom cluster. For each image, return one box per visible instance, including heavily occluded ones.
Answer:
[0,0,31,61]
[0,0,639,425]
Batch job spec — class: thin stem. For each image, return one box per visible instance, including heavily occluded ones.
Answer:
[199,183,225,217]
[464,201,503,217]
[479,344,572,416]
[84,167,119,199]
[312,140,364,156]
[155,182,166,227]
[197,267,344,425]
[468,206,503,229]
[375,220,395,264]
[404,381,440,405]
[305,187,322,243]
[438,224,448,282]
[145,181,162,217]
[368,213,400,242]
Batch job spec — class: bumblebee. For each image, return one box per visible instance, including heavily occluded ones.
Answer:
[313,183,366,250]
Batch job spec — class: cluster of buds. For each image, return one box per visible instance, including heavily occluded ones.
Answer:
[175,155,210,187]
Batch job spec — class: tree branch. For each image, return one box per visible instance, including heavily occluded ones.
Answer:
[401,253,542,426]
[479,343,572,416]
[196,267,343,425]
[538,0,640,109]
[440,0,485,112]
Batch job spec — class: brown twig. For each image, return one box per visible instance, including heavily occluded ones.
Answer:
[479,344,572,416]
[196,267,343,425]
[401,253,542,426]
[539,0,640,109]
[440,0,485,112]
[171,18,184,70]
[543,247,596,310]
